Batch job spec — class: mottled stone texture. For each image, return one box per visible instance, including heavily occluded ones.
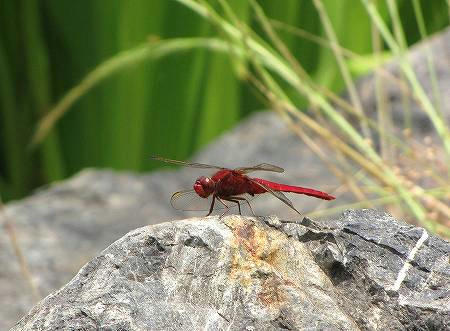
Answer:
[12,210,449,331]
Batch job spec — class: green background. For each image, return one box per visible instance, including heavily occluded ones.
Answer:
[0,0,448,201]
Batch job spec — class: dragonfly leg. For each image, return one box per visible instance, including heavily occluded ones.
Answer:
[222,198,242,215]
[206,195,216,216]
[226,196,256,217]
[216,197,230,218]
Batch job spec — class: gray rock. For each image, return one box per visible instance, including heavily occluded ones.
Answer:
[12,210,449,330]
[0,170,180,330]
[349,26,450,136]
[293,210,450,330]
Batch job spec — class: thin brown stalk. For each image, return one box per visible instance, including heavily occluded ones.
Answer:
[247,71,370,205]
[269,19,412,96]
[312,0,371,139]
[248,0,314,93]
[372,20,393,161]
[277,106,369,202]
[0,197,40,302]
[266,18,413,153]
[250,65,389,188]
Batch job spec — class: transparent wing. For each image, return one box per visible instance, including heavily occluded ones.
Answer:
[235,163,284,174]
[151,155,225,170]
[249,179,301,215]
[170,190,213,211]
[152,156,283,174]
[170,189,255,212]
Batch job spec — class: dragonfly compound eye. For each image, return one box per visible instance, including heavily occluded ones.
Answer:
[194,176,214,198]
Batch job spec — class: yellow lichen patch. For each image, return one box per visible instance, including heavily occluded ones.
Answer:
[224,216,295,309]
[257,274,287,307]
[225,216,286,262]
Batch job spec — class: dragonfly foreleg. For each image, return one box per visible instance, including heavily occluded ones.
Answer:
[206,195,216,216]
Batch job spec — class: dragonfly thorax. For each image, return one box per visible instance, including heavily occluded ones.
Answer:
[194,176,215,198]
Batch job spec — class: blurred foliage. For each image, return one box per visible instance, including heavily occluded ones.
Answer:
[0,0,448,202]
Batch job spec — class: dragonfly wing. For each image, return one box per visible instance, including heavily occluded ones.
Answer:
[170,189,255,212]
[249,179,301,215]
[236,163,284,174]
[170,189,213,211]
[170,189,228,211]
[151,155,225,170]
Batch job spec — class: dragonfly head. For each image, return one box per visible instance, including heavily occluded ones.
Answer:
[194,176,215,198]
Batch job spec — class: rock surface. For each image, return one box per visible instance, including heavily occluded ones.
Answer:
[347,26,450,136]
[12,210,449,330]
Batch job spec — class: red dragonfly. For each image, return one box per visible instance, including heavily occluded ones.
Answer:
[152,156,335,216]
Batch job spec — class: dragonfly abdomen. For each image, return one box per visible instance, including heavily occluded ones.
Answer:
[252,178,335,200]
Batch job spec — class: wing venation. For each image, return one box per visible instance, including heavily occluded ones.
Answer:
[236,163,284,174]
[151,155,225,170]
[249,179,301,215]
